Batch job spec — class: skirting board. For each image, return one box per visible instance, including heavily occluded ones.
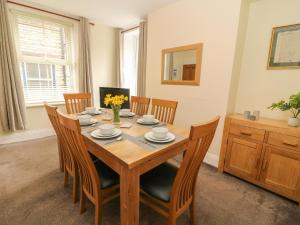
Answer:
[203,152,219,168]
[0,128,55,145]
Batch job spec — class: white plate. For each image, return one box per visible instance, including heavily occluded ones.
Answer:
[80,119,97,126]
[144,132,175,143]
[91,128,122,139]
[137,118,160,125]
[94,128,118,137]
[120,112,136,117]
[80,111,102,116]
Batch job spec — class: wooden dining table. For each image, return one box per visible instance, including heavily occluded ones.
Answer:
[80,113,189,225]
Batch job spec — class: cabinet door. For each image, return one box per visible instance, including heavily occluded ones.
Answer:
[260,146,300,199]
[224,136,263,181]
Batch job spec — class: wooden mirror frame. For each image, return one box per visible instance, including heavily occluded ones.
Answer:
[161,43,203,86]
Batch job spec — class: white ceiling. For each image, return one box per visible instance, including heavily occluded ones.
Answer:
[19,0,178,28]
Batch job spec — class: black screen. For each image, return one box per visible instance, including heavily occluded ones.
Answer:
[99,87,130,109]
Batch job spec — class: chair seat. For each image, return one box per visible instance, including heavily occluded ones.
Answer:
[89,152,99,162]
[140,162,178,202]
[94,160,119,189]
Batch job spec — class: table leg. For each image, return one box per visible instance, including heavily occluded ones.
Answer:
[120,167,140,225]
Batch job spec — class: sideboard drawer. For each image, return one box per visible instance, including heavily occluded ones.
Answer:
[229,124,265,142]
[268,132,300,152]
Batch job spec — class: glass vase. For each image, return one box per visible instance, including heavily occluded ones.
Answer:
[111,105,121,124]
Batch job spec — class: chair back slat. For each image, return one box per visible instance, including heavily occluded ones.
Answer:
[150,98,178,124]
[130,96,150,116]
[64,93,92,114]
[57,111,101,201]
[170,116,220,211]
[44,103,76,173]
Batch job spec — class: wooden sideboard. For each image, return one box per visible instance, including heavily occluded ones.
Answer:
[219,114,300,205]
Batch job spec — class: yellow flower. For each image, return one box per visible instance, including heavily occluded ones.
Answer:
[103,94,129,107]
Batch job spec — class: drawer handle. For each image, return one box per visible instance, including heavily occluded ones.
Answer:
[282,140,298,147]
[262,160,268,171]
[240,131,252,136]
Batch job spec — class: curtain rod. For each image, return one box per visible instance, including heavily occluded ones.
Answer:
[7,1,95,25]
[121,26,140,33]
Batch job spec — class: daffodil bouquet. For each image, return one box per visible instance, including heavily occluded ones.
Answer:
[104,94,128,124]
[104,94,128,107]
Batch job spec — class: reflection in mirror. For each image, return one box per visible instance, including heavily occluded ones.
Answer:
[164,50,196,81]
[161,43,202,86]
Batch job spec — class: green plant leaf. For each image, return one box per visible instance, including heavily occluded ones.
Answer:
[268,92,300,118]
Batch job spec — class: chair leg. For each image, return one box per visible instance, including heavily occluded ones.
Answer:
[189,201,196,225]
[80,187,86,214]
[64,170,69,188]
[94,198,102,225]
[72,173,79,203]
[168,216,176,225]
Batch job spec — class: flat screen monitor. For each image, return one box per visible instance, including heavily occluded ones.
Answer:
[99,87,130,109]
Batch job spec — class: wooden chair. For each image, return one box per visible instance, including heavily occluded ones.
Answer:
[57,111,119,225]
[44,103,79,203]
[151,98,178,124]
[64,93,92,114]
[130,96,150,116]
[140,116,220,225]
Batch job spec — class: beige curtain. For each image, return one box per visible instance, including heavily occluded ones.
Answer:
[116,29,123,88]
[78,17,93,97]
[0,0,26,132]
[137,21,147,97]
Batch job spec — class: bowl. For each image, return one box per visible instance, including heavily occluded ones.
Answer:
[152,127,168,139]
[98,124,115,135]
[143,114,155,123]
[86,107,96,114]
[121,109,131,115]
[79,115,92,124]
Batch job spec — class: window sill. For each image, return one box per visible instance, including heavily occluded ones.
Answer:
[26,102,66,108]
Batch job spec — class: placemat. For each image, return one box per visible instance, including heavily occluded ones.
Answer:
[82,128,184,150]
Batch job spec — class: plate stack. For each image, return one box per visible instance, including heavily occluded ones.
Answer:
[79,115,97,126]
[91,124,122,139]
[120,109,136,117]
[137,115,159,125]
[144,127,175,143]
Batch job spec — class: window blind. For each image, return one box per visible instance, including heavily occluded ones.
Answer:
[13,12,75,104]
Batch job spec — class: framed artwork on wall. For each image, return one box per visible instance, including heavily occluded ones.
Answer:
[267,23,300,69]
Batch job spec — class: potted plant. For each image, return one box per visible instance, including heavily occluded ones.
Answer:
[104,94,128,124]
[268,92,300,127]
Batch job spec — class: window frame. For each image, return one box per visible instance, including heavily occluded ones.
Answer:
[10,9,77,106]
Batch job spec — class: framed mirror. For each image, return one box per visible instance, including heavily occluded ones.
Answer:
[161,43,203,86]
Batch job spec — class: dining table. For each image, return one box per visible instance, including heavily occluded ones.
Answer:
[79,112,189,225]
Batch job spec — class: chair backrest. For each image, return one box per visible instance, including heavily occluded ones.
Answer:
[64,93,92,114]
[150,98,178,124]
[57,110,101,201]
[44,103,76,173]
[170,116,220,212]
[130,96,150,116]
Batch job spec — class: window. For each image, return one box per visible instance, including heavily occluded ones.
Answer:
[122,28,139,96]
[12,11,75,105]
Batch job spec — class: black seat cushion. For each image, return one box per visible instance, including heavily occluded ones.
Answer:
[89,152,99,162]
[94,160,119,189]
[140,162,178,202]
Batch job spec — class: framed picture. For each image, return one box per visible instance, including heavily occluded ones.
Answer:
[268,24,300,69]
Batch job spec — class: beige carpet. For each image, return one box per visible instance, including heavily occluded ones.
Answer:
[0,136,299,225]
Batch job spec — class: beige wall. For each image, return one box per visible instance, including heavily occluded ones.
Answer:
[227,0,251,114]
[0,23,117,135]
[146,0,243,157]
[234,0,300,120]
[90,24,117,109]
